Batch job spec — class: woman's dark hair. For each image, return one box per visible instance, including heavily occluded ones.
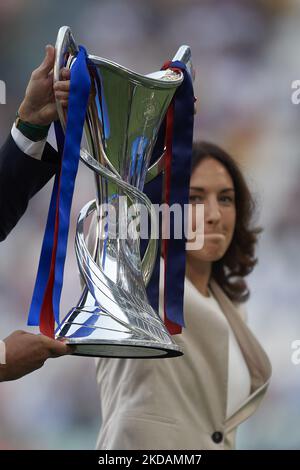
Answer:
[191,141,262,304]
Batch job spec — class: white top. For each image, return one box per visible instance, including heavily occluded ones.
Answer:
[158,252,251,420]
[190,282,251,418]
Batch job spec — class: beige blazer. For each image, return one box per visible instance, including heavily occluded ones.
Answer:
[94,276,272,450]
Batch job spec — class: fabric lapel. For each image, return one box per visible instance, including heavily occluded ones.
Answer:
[209,279,272,432]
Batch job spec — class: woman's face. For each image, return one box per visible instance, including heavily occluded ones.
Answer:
[187,156,236,263]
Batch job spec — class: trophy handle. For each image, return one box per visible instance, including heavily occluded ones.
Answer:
[172,45,194,81]
[145,45,194,184]
[54,26,121,180]
[54,26,78,131]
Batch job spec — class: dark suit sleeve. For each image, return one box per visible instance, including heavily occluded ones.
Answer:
[0,134,59,241]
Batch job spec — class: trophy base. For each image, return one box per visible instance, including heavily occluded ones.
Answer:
[55,294,184,358]
[58,338,183,359]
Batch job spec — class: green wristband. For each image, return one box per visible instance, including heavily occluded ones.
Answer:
[15,111,51,142]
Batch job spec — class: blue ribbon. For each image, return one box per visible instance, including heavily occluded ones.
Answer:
[143,61,194,329]
[28,46,91,328]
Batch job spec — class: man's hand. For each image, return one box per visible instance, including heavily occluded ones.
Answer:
[53,69,70,109]
[0,330,73,382]
[18,45,70,126]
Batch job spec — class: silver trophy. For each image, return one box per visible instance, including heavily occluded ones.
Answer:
[54,26,193,358]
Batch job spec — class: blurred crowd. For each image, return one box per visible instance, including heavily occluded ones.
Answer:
[0,0,300,449]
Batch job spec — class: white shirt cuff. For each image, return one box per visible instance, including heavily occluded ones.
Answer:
[0,340,6,365]
[11,123,47,161]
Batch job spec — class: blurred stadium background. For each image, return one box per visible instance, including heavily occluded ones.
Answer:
[0,0,300,449]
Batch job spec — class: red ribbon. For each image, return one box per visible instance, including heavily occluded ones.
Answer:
[162,100,182,335]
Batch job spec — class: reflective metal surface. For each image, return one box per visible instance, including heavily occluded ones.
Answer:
[54,26,192,358]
